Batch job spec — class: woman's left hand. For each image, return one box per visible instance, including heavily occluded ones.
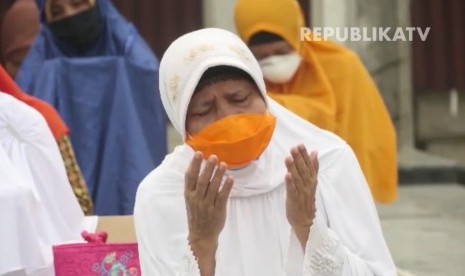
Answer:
[284,144,319,249]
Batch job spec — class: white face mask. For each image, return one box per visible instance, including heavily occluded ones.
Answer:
[258,52,302,84]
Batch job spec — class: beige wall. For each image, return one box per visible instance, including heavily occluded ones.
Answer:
[202,0,237,32]
[416,93,465,165]
[311,0,353,47]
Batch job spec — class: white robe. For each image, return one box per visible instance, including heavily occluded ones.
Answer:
[134,28,396,276]
[0,146,52,276]
[134,100,396,276]
[0,93,87,275]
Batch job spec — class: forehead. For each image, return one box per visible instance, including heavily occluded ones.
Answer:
[190,79,258,101]
[249,40,294,54]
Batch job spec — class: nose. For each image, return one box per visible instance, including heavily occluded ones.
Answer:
[215,103,242,121]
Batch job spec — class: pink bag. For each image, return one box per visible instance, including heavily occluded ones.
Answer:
[53,231,140,276]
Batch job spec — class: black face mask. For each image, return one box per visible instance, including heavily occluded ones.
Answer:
[49,4,102,52]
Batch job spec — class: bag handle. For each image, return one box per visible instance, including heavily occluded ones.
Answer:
[81,231,108,244]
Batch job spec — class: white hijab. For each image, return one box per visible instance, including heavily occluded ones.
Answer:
[135,28,396,275]
[160,27,269,140]
[157,28,341,197]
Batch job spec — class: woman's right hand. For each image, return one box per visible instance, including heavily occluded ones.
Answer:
[184,152,234,275]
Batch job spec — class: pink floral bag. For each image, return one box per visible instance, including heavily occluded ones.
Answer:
[53,231,140,276]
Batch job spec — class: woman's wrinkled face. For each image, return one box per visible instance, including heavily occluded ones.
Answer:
[186,79,266,136]
[46,0,92,23]
[249,40,294,61]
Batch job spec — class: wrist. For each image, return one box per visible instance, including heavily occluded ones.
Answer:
[293,224,311,237]
[293,224,312,250]
[188,235,218,258]
[188,236,218,276]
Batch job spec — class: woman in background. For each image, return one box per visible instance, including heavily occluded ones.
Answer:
[16,0,167,215]
[1,0,40,79]
[235,0,398,204]
[1,0,93,213]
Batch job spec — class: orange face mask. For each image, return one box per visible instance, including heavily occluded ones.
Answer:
[186,112,277,169]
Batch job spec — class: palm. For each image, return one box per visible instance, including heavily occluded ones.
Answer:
[284,145,318,230]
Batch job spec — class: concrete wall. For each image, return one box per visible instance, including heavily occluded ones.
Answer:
[416,92,465,166]
[311,0,351,38]
[202,0,237,32]
[311,0,465,170]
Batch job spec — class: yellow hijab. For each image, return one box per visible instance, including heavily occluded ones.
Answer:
[235,0,337,131]
[235,0,398,203]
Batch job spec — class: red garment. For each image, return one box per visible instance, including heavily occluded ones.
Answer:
[0,65,69,139]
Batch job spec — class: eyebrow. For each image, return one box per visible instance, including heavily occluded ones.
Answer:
[225,89,251,99]
[226,89,246,95]
[189,97,214,111]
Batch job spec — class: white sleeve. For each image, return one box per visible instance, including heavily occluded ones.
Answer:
[134,176,201,276]
[176,251,201,276]
[298,145,397,276]
[302,213,345,275]
[138,239,200,276]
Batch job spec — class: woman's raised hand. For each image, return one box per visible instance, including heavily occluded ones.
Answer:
[284,144,319,250]
[184,152,234,276]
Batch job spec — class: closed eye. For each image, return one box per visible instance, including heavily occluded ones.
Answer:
[191,107,212,117]
[231,95,249,103]
[229,90,252,104]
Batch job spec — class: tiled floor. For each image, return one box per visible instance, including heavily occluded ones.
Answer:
[377,184,465,276]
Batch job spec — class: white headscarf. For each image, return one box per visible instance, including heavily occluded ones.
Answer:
[159,28,269,139]
[157,28,341,197]
[135,28,396,275]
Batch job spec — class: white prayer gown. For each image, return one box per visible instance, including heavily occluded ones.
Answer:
[0,146,52,276]
[134,28,396,276]
[0,93,87,275]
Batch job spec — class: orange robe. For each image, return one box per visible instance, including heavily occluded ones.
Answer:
[235,0,398,203]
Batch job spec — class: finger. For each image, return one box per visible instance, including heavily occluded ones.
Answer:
[185,152,203,193]
[309,151,319,178]
[205,162,227,203]
[308,152,319,195]
[216,176,234,206]
[196,155,218,198]
[291,145,312,187]
[310,151,320,174]
[298,144,312,169]
[285,155,304,193]
[285,172,297,195]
